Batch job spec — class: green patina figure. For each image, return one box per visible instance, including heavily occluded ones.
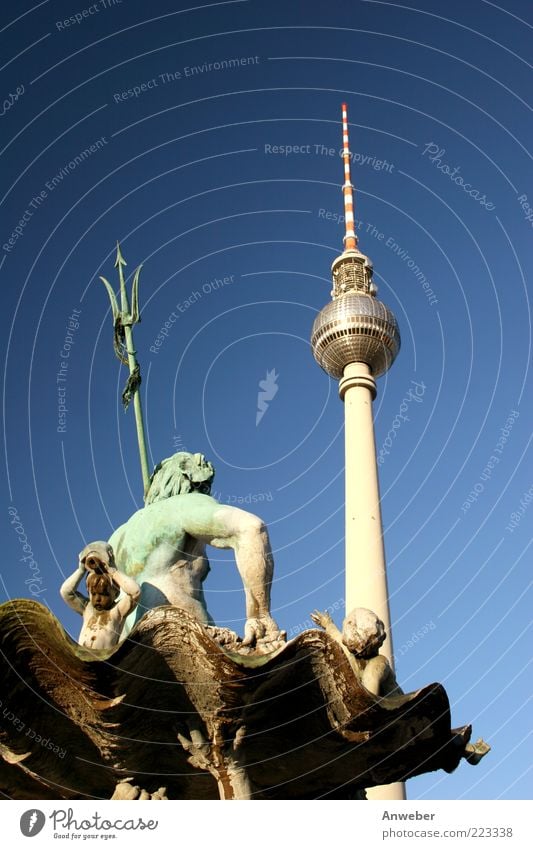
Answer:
[109,451,284,649]
[98,248,283,651]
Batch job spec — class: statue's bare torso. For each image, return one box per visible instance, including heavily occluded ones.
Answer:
[125,534,212,624]
[108,489,282,646]
[109,493,241,627]
[78,605,129,650]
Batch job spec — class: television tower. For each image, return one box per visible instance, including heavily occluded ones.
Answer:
[311,104,404,799]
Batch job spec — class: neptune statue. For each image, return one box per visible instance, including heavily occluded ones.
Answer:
[108,451,284,650]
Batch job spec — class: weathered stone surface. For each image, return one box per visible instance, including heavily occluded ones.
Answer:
[0,600,474,800]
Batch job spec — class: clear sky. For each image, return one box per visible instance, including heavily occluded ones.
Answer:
[1,0,531,801]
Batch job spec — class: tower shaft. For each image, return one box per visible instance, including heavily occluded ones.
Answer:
[340,362,394,661]
[341,363,404,802]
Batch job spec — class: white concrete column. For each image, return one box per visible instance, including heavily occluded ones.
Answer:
[339,361,405,801]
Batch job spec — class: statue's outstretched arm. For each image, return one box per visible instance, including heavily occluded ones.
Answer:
[185,503,282,645]
[216,507,273,618]
[60,565,88,615]
[310,610,344,642]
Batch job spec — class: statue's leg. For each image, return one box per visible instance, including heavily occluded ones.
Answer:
[178,725,252,800]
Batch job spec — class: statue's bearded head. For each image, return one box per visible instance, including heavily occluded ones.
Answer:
[145,452,215,505]
[342,608,386,658]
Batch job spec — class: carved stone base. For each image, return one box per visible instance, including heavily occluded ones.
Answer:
[0,601,485,800]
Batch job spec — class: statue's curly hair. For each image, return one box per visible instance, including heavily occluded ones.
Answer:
[145,452,215,505]
[86,571,118,598]
[342,608,386,658]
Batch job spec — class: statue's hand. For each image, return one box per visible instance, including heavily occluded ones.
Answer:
[83,554,105,573]
[80,542,116,574]
[111,781,168,800]
[243,615,286,649]
[464,738,491,765]
[310,609,333,630]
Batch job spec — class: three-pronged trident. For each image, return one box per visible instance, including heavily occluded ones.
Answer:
[100,243,150,496]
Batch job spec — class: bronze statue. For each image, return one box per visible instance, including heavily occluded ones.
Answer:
[108,452,284,651]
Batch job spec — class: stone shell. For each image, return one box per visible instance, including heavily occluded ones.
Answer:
[311,293,400,379]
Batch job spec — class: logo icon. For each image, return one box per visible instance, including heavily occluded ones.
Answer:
[20,810,46,837]
[256,369,279,426]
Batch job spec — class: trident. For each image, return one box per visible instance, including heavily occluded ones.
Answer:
[100,243,150,496]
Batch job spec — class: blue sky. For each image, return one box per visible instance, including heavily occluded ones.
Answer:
[1,0,531,801]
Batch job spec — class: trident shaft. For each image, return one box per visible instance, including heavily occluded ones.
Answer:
[100,243,150,496]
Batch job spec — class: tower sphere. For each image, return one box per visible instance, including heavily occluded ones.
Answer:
[311,292,400,380]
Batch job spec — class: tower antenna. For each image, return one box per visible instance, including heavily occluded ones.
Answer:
[341,102,358,251]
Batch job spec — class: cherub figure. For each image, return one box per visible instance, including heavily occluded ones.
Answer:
[311,607,490,765]
[60,541,140,650]
[310,607,402,697]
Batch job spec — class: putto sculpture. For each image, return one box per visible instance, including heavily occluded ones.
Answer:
[311,607,402,697]
[60,542,140,649]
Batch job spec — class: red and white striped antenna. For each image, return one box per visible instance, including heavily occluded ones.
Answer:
[341,102,358,251]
